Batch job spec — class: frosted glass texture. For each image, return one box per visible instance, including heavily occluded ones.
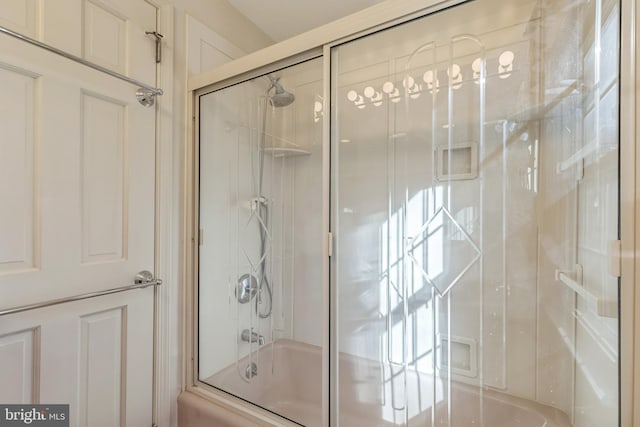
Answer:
[331,0,620,425]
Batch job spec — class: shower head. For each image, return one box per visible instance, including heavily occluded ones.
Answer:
[271,84,295,107]
[267,76,295,107]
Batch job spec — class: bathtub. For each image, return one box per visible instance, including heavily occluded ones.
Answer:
[179,339,572,427]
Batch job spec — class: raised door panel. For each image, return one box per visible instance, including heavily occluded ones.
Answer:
[0,64,38,274]
[0,0,37,37]
[0,2,156,424]
[82,0,156,85]
[0,329,38,403]
[0,0,157,86]
[123,0,156,86]
[0,0,159,84]
[0,290,153,427]
[0,32,155,309]
[84,0,128,74]
[81,92,127,264]
[41,0,83,55]
[79,308,125,427]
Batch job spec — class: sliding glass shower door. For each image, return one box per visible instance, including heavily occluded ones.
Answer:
[197,58,325,426]
[331,0,620,425]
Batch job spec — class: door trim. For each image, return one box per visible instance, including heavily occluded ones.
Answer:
[153,3,178,427]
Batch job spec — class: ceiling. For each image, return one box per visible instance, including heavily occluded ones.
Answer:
[226,0,385,42]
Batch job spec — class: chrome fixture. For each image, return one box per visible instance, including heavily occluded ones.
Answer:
[145,31,164,63]
[245,362,258,379]
[251,74,296,320]
[236,274,258,304]
[241,328,265,346]
[136,88,157,107]
[0,24,163,106]
[267,75,295,107]
[134,270,155,284]
[0,270,162,317]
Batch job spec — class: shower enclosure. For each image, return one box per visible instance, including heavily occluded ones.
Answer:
[196,58,325,424]
[191,0,630,425]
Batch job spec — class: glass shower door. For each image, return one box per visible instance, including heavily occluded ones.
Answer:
[331,0,620,425]
[197,57,325,426]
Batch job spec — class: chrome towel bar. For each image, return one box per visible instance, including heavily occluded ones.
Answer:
[0,271,162,317]
[0,25,163,106]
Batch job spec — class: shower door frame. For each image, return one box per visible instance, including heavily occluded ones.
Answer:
[185,0,640,425]
[189,48,324,427]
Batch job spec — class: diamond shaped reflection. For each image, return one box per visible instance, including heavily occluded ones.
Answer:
[239,205,271,274]
[407,206,481,297]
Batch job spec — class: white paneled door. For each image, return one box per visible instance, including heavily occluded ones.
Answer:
[0,1,158,426]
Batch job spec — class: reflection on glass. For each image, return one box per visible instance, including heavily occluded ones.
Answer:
[332,0,619,426]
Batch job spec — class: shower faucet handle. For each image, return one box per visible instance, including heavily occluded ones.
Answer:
[250,196,268,211]
[241,328,265,346]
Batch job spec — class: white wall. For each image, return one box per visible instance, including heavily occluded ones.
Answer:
[174,0,272,56]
